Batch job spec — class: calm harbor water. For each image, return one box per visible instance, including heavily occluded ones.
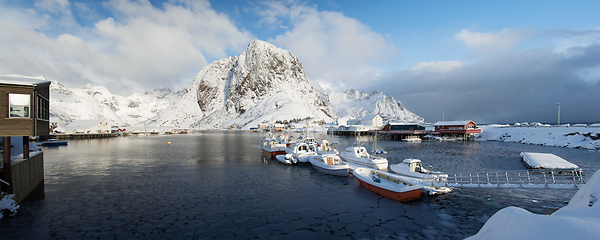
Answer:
[1,131,599,239]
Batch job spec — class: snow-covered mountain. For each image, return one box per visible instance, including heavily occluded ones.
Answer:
[146,40,336,129]
[329,89,424,123]
[50,81,177,127]
[48,40,423,129]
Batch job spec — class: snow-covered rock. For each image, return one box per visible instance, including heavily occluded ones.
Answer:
[329,89,424,123]
[467,168,600,239]
[0,194,19,218]
[148,39,336,129]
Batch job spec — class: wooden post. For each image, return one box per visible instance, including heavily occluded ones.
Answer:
[23,136,29,159]
[2,136,13,193]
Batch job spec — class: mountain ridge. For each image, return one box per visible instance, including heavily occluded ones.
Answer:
[48,40,423,129]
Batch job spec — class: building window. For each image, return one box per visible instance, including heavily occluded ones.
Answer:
[37,95,49,120]
[9,93,31,118]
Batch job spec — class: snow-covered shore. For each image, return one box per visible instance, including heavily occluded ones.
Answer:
[467,168,600,239]
[469,124,600,239]
[478,125,600,150]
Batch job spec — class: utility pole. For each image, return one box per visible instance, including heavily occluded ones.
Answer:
[557,102,561,126]
[442,110,445,121]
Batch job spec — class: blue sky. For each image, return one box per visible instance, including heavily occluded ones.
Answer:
[1,0,599,123]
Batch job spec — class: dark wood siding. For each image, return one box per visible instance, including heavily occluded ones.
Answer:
[0,83,50,136]
[390,124,425,131]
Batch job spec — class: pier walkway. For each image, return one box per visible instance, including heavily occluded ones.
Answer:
[423,169,585,190]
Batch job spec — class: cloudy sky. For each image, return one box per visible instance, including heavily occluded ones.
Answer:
[1,0,599,124]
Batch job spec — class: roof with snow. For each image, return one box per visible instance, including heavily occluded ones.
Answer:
[389,122,423,126]
[434,120,475,126]
[0,75,51,86]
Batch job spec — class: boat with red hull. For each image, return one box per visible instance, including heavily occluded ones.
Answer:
[354,168,423,202]
[260,137,288,158]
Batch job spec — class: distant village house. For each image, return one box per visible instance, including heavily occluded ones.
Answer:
[346,114,383,128]
[62,119,111,134]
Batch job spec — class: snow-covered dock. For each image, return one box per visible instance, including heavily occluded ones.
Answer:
[520,152,579,170]
[467,168,600,239]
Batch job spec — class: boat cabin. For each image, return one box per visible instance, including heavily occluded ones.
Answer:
[288,143,313,154]
[345,146,369,158]
[403,159,426,173]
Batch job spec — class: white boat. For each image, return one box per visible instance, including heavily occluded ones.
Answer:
[309,154,350,176]
[353,168,423,202]
[389,159,448,181]
[314,140,338,155]
[260,137,288,158]
[275,142,318,164]
[339,146,388,170]
[401,136,422,142]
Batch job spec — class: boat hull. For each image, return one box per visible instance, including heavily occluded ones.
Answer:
[42,141,68,146]
[354,168,423,202]
[261,147,287,159]
[356,177,422,202]
[309,158,349,177]
[275,154,293,164]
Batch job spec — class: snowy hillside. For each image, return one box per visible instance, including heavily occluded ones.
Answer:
[329,89,424,123]
[50,81,177,127]
[48,40,424,130]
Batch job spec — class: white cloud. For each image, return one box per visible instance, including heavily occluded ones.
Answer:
[409,61,465,74]
[253,0,293,29]
[0,0,254,95]
[455,28,531,53]
[263,3,396,92]
[34,0,71,13]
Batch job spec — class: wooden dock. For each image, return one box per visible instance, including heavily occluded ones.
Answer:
[51,133,118,140]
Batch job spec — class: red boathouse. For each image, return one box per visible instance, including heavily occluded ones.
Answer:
[433,120,481,136]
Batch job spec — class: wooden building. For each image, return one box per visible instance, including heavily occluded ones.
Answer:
[433,120,481,135]
[1,75,50,202]
[377,123,430,140]
[382,123,426,132]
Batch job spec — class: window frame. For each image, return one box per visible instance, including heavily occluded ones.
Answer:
[8,93,32,119]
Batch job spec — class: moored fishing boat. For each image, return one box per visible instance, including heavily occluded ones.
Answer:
[309,153,349,176]
[260,137,287,158]
[41,139,68,146]
[401,136,422,142]
[354,168,423,202]
[275,142,318,164]
[339,146,388,170]
[389,159,448,181]
[314,139,338,155]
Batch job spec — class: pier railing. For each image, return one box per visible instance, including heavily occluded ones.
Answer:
[425,169,585,190]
